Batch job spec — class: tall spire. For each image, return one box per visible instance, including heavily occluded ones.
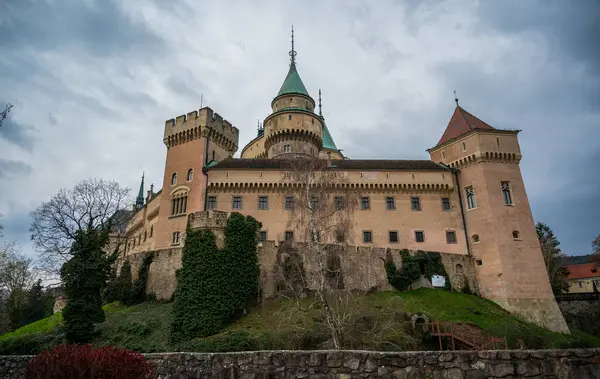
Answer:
[135,172,145,210]
[289,25,297,67]
[318,89,323,117]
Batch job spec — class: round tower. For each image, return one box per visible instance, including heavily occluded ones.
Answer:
[264,27,323,159]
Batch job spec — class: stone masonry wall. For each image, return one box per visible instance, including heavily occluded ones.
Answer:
[3,349,600,379]
[556,293,600,337]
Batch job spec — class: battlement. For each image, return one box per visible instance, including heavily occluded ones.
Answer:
[163,107,239,149]
[187,210,229,248]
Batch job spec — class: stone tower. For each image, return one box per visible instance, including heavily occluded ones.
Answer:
[153,107,239,249]
[428,103,569,333]
[264,27,323,159]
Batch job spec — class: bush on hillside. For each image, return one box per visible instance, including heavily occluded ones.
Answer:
[104,260,133,304]
[170,213,261,343]
[24,344,155,379]
[385,250,450,291]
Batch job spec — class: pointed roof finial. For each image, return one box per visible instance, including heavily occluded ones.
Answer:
[454,90,459,107]
[135,172,145,209]
[289,25,297,66]
[318,89,323,117]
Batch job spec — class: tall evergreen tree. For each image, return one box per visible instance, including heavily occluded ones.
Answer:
[61,228,116,343]
[536,222,570,294]
[23,279,52,325]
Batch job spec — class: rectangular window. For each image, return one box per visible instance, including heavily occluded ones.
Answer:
[171,196,188,216]
[441,197,451,211]
[310,197,319,211]
[258,196,269,210]
[285,231,294,242]
[335,230,345,243]
[501,181,513,205]
[578,282,583,288]
[149,226,153,237]
[385,197,396,210]
[283,144,291,153]
[389,231,398,243]
[259,231,267,242]
[334,196,345,210]
[284,196,294,210]
[360,196,370,210]
[363,231,372,243]
[446,231,457,244]
[411,196,421,211]
[172,231,180,245]
[232,196,243,210]
[207,196,217,210]
[465,186,476,209]
[415,231,425,243]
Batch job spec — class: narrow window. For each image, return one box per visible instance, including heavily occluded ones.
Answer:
[415,231,425,243]
[501,181,513,205]
[385,197,396,210]
[149,226,153,237]
[212,151,215,160]
[335,230,345,243]
[288,115,292,121]
[441,197,451,211]
[207,196,217,210]
[496,137,500,147]
[283,144,291,153]
[389,231,399,243]
[285,231,294,242]
[512,230,520,239]
[472,234,480,243]
[284,196,294,210]
[258,196,269,210]
[441,151,446,160]
[578,282,583,288]
[232,196,243,210]
[360,196,370,210]
[310,197,319,211]
[363,231,372,243]
[334,196,345,210]
[172,231,180,245]
[411,196,421,211]
[182,196,187,213]
[465,186,476,209]
[187,168,193,181]
[259,231,267,242]
[143,231,147,242]
[446,231,457,244]
[462,141,467,152]
[171,172,177,186]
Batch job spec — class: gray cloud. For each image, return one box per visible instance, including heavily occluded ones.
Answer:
[0,0,598,258]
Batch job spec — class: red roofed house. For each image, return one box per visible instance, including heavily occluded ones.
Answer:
[564,263,600,293]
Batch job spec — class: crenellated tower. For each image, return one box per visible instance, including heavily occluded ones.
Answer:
[154,106,239,250]
[264,27,323,159]
[428,100,569,333]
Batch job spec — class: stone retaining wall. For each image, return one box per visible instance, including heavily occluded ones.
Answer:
[556,293,600,337]
[3,349,600,378]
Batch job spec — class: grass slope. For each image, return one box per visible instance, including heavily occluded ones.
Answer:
[1,289,599,354]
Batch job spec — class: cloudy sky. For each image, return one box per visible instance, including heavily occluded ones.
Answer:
[0,0,598,258]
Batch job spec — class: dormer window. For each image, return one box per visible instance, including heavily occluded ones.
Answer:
[171,173,177,186]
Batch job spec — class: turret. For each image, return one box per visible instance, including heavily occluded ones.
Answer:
[428,98,569,333]
[263,27,323,159]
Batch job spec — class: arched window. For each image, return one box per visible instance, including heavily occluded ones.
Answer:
[462,141,467,152]
[501,181,513,205]
[187,168,193,182]
[441,150,446,160]
[512,230,520,239]
[171,173,177,186]
[472,234,480,243]
[465,186,476,209]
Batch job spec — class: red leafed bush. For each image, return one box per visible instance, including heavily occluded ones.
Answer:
[25,344,155,379]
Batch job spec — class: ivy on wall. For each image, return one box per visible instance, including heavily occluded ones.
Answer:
[130,254,153,305]
[104,260,132,304]
[385,250,450,291]
[170,212,261,343]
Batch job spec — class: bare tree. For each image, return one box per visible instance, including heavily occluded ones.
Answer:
[0,241,34,296]
[29,178,131,273]
[277,157,362,349]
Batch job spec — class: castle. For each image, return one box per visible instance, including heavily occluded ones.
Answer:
[121,31,569,333]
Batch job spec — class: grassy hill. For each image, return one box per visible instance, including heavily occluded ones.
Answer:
[1,289,599,355]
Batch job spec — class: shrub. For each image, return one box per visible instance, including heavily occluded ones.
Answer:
[24,344,155,379]
[104,260,133,304]
[386,250,449,291]
[130,254,153,305]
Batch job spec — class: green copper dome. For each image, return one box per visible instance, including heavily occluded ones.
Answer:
[321,118,338,150]
[277,64,310,98]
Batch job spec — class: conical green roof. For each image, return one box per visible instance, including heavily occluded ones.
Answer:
[277,64,310,98]
[135,173,144,209]
[321,118,338,150]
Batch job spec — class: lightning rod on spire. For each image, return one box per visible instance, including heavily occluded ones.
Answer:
[454,90,459,107]
[318,89,323,117]
[289,25,297,66]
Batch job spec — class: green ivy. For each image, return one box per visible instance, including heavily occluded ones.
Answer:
[130,254,153,305]
[104,260,132,304]
[385,250,450,291]
[170,212,261,343]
